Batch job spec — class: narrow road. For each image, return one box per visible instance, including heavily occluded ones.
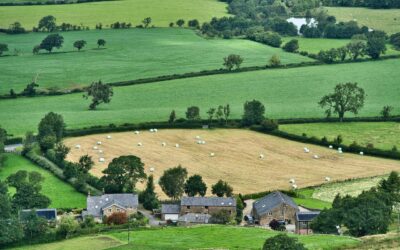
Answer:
[138,208,160,227]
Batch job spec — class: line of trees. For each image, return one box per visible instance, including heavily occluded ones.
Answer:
[322,0,400,9]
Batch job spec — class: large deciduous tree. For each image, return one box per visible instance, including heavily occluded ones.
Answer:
[97,39,106,48]
[37,112,65,151]
[73,40,87,51]
[83,80,113,110]
[184,174,207,197]
[211,180,233,197]
[7,171,51,210]
[101,155,146,193]
[242,100,265,126]
[40,33,64,53]
[159,166,188,200]
[185,106,200,120]
[38,15,57,32]
[142,17,152,28]
[263,234,306,250]
[319,82,365,122]
[366,31,387,59]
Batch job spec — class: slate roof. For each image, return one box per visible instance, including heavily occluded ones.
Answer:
[181,197,236,207]
[20,209,57,221]
[85,194,138,217]
[253,191,299,216]
[161,204,180,214]
[296,211,320,221]
[178,213,211,224]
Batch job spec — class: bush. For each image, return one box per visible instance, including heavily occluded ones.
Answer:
[247,32,282,48]
[105,212,128,225]
[263,234,306,250]
[282,39,299,53]
[260,119,279,132]
[210,210,232,224]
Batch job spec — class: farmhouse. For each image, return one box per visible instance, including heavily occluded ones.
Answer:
[295,211,320,235]
[82,193,138,221]
[180,196,236,216]
[161,196,236,224]
[251,191,299,225]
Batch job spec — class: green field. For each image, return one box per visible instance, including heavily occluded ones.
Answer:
[312,175,386,203]
[295,188,332,210]
[0,0,228,29]
[11,235,123,250]
[106,225,359,250]
[326,7,400,34]
[282,37,400,55]
[1,59,399,136]
[0,28,312,94]
[280,122,400,151]
[0,154,86,208]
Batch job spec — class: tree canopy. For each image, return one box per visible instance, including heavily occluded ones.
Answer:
[39,33,64,53]
[184,175,207,197]
[101,155,146,193]
[83,81,113,110]
[159,166,188,200]
[211,180,233,197]
[319,82,365,122]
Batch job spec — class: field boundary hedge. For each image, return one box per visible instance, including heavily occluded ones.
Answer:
[1,55,399,100]
[0,0,114,6]
[24,150,101,195]
[250,126,400,161]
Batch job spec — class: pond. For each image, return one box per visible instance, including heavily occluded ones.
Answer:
[287,17,317,33]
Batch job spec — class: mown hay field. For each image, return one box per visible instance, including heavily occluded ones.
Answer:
[0,28,312,94]
[0,0,228,29]
[64,129,400,198]
[1,59,399,137]
[312,175,386,203]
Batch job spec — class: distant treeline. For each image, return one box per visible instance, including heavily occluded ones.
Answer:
[0,0,114,6]
[322,0,400,9]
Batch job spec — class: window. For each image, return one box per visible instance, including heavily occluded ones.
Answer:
[268,212,272,216]
[205,206,209,209]
[187,206,191,209]
[108,209,112,213]
[116,209,120,212]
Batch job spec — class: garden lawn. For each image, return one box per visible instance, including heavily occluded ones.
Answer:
[280,122,400,151]
[0,28,312,94]
[106,225,359,250]
[326,7,400,34]
[282,37,400,55]
[1,59,399,137]
[0,154,86,208]
[11,235,123,250]
[0,0,228,29]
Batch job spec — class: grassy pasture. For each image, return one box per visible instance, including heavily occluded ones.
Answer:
[106,225,359,250]
[64,129,400,199]
[1,59,399,136]
[11,235,123,250]
[0,154,86,208]
[326,7,400,34]
[282,37,400,55]
[312,175,386,203]
[0,0,228,29]
[0,28,312,94]
[280,122,400,151]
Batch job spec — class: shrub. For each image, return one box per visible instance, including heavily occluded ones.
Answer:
[260,119,279,132]
[105,212,128,225]
[210,210,232,224]
[282,39,299,53]
[263,234,306,250]
[269,54,281,67]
